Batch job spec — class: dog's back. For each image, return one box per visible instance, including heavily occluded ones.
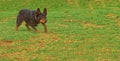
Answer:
[18,9,36,20]
[17,9,37,26]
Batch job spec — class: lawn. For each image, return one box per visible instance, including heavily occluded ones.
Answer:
[0,0,120,61]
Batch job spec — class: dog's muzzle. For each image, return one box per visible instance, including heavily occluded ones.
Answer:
[40,20,47,23]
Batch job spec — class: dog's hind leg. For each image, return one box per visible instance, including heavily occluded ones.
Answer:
[16,15,23,31]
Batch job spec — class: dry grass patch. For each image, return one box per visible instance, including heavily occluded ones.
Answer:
[83,22,104,28]
[106,14,118,19]
[0,40,14,46]
[67,0,72,5]
[63,19,82,23]
[58,24,68,28]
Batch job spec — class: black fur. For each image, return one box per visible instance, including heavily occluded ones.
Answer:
[16,8,47,33]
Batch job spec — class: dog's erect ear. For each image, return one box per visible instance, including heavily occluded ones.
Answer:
[43,8,47,15]
[36,8,41,14]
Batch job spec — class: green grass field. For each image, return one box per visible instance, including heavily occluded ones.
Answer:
[0,0,120,61]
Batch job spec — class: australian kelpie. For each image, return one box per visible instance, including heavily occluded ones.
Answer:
[16,8,47,33]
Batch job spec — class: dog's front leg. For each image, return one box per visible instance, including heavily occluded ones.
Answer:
[25,24,31,30]
[31,26,40,33]
[42,23,48,33]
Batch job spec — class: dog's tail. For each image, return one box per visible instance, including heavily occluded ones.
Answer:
[16,14,23,31]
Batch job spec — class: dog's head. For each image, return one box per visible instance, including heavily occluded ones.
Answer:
[35,8,47,24]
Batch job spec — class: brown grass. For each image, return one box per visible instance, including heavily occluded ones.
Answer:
[0,40,14,46]
[107,13,120,27]
[67,0,79,7]
[58,24,68,28]
[106,14,118,19]
[83,22,104,28]
[67,0,72,5]
[63,19,82,22]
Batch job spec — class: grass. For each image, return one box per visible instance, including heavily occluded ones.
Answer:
[0,0,120,61]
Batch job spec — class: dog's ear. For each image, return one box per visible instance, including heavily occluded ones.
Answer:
[36,8,41,14]
[43,8,47,15]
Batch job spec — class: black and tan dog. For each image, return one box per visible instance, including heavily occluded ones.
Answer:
[16,8,47,33]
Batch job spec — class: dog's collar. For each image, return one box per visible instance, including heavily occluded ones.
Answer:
[34,16,40,24]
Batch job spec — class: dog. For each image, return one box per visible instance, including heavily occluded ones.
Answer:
[16,8,47,33]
